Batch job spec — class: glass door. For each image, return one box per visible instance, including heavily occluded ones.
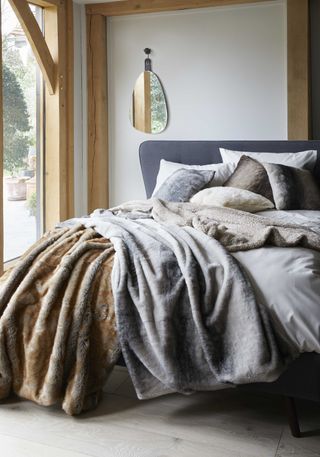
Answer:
[2,0,44,262]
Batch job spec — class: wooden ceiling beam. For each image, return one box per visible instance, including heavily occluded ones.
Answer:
[86,0,275,17]
[8,0,56,94]
[29,0,60,7]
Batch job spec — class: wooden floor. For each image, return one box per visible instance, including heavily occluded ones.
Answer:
[0,367,320,457]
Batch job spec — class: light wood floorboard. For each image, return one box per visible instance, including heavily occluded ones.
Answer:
[0,433,89,457]
[103,366,129,394]
[0,368,319,457]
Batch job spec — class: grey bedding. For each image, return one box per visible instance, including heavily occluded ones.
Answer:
[67,199,320,399]
[101,199,320,252]
[86,214,292,399]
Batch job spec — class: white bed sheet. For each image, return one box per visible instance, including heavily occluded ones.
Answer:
[233,210,320,354]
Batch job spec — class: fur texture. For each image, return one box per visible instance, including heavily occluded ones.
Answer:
[3,199,320,413]
[0,225,119,415]
[224,155,320,210]
[190,186,274,212]
[151,200,320,252]
[105,199,320,252]
[81,214,297,400]
[153,169,215,202]
[224,155,275,203]
[264,162,320,210]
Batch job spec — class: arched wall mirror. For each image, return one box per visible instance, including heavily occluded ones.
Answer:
[130,49,168,134]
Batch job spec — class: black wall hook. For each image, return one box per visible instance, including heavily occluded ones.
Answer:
[144,48,152,71]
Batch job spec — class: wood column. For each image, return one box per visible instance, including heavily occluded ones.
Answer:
[44,0,74,230]
[87,14,109,212]
[287,0,310,139]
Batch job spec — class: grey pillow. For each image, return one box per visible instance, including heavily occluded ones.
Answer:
[264,162,320,210]
[224,155,320,210]
[153,168,215,202]
[224,155,274,203]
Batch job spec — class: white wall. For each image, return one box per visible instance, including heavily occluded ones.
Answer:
[108,1,287,206]
[73,1,287,208]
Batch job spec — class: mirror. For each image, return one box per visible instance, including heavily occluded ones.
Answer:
[130,49,168,134]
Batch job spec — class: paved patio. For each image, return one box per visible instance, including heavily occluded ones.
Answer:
[3,186,36,262]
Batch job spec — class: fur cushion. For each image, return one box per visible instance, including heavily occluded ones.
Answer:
[190,186,274,213]
[153,168,215,202]
[152,159,236,194]
[264,162,320,210]
[224,156,275,203]
[224,155,320,210]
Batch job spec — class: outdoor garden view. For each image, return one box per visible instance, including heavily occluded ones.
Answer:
[2,0,41,262]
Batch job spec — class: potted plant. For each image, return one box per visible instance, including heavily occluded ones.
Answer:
[5,177,27,201]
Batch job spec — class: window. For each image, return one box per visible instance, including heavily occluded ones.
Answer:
[2,0,43,262]
[0,0,74,272]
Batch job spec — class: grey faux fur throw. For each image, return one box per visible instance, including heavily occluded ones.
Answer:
[0,224,119,415]
[76,200,320,399]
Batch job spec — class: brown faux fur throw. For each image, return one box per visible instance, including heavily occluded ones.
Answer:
[0,224,119,415]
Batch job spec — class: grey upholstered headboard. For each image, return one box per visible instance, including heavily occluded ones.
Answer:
[139,140,320,198]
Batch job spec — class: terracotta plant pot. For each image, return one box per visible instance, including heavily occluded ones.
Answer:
[6,177,27,201]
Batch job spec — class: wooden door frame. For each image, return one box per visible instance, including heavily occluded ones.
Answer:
[0,0,74,272]
[85,0,310,213]
[44,0,74,230]
[7,0,74,231]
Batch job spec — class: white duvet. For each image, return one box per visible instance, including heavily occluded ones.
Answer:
[233,210,320,354]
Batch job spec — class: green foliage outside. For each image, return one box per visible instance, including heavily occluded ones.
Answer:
[3,37,32,176]
[27,191,37,216]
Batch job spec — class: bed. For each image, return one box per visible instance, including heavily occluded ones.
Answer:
[139,139,320,437]
[1,139,320,437]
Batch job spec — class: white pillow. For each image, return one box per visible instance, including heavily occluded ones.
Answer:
[219,148,317,171]
[152,159,236,195]
[190,187,274,213]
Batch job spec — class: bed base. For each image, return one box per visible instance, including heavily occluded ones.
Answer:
[117,355,318,438]
[240,352,320,438]
[285,396,301,438]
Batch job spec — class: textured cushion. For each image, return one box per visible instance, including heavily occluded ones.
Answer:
[153,168,215,202]
[224,156,275,203]
[220,148,317,171]
[225,155,320,210]
[152,159,236,195]
[190,187,274,213]
[264,162,320,210]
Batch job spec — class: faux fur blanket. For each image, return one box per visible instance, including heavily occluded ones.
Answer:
[99,198,320,252]
[2,199,320,413]
[0,224,119,415]
[75,204,320,399]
